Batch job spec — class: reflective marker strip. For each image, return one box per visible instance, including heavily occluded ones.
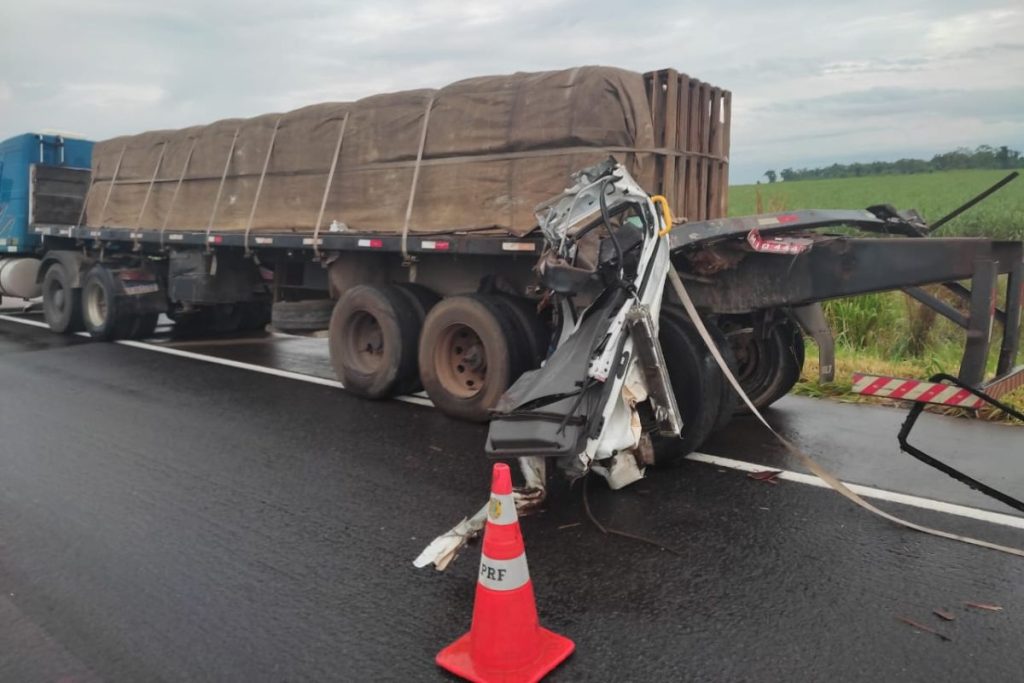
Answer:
[851,373,984,408]
[983,367,1024,399]
[487,492,517,525]
[357,238,383,248]
[502,242,536,252]
[254,237,274,245]
[302,237,323,246]
[478,553,530,591]
[168,234,184,241]
[421,240,450,251]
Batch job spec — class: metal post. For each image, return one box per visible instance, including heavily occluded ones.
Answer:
[997,259,1022,376]
[958,259,998,386]
[791,303,835,383]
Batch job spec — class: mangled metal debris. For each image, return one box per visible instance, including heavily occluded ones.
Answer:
[416,160,682,569]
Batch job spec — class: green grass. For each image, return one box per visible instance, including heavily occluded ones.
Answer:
[729,169,1024,239]
[727,169,1024,418]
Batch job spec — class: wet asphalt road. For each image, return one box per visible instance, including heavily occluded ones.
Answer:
[1,314,1024,682]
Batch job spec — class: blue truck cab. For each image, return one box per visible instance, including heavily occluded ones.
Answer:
[0,133,93,299]
[0,133,93,255]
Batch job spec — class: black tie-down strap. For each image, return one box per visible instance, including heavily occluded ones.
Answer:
[898,373,1024,514]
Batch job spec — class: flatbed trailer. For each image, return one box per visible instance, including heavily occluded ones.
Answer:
[1,67,1020,478]
[23,176,1023,445]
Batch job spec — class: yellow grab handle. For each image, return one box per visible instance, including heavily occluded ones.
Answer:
[650,195,673,236]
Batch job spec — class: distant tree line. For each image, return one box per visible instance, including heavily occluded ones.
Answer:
[762,145,1023,183]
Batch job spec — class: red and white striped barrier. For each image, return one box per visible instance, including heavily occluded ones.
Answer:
[851,373,985,409]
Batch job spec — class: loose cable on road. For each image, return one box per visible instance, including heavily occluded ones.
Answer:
[666,267,1024,559]
[581,473,682,556]
[898,373,1024,514]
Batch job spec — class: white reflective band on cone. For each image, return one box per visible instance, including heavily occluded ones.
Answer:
[478,553,530,591]
[487,493,517,525]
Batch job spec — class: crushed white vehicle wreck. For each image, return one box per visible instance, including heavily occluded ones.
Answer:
[414,158,1024,570]
[416,159,684,568]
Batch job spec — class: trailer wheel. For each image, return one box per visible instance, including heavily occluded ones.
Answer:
[418,295,521,422]
[757,318,805,408]
[329,285,421,399]
[393,284,441,393]
[661,307,738,432]
[651,314,723,465]
[81,266,134,341]
[394,283,441,321]
[494,294,551,369]
[722,314,804,412]
[41,263,84,333]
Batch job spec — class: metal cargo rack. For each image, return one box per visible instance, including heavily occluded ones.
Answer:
[33,224,547,257]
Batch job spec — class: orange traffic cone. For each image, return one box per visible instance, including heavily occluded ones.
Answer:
[436,463,575,682]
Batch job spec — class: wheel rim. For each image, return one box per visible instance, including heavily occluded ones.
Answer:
[433,323,486,398]
[84,281,107,328]
[344,310,385,374]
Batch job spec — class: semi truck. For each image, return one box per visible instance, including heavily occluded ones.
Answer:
[1,66,1020,485]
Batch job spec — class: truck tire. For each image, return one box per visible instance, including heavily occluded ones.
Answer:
[329,285,421,399]
[757,318,805,408]
[392,284,441,392]
[81,266,135,341]
[272,299,334,332]
[651,313,723,465]
[661,306,738,432]
[394,283,441,322]
[722,314,804,412]
[418,294,521,422]
[494,294,551,369]
[41,263,84,333]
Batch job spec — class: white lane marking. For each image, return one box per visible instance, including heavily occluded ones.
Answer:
[0,314,50,329]
[4,311,1022,529]
[0,313,433,407]
[114,339,435,407]
[686,452,1024,530]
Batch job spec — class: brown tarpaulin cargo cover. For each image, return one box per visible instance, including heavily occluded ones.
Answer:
[84,67,677,237]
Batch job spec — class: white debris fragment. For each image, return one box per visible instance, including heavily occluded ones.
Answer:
[414,457,550,571]
[413,503,489,571]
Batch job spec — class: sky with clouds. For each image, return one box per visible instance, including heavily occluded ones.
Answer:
[1,0,1021,183]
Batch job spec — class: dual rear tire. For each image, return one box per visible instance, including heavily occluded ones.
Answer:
[328,285,548,422]
[41,263,84,333]
[42,262,158,340]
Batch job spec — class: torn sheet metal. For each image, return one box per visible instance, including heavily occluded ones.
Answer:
[417,159,681,570]
[414,457,547,570]
[486,159,677,479]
